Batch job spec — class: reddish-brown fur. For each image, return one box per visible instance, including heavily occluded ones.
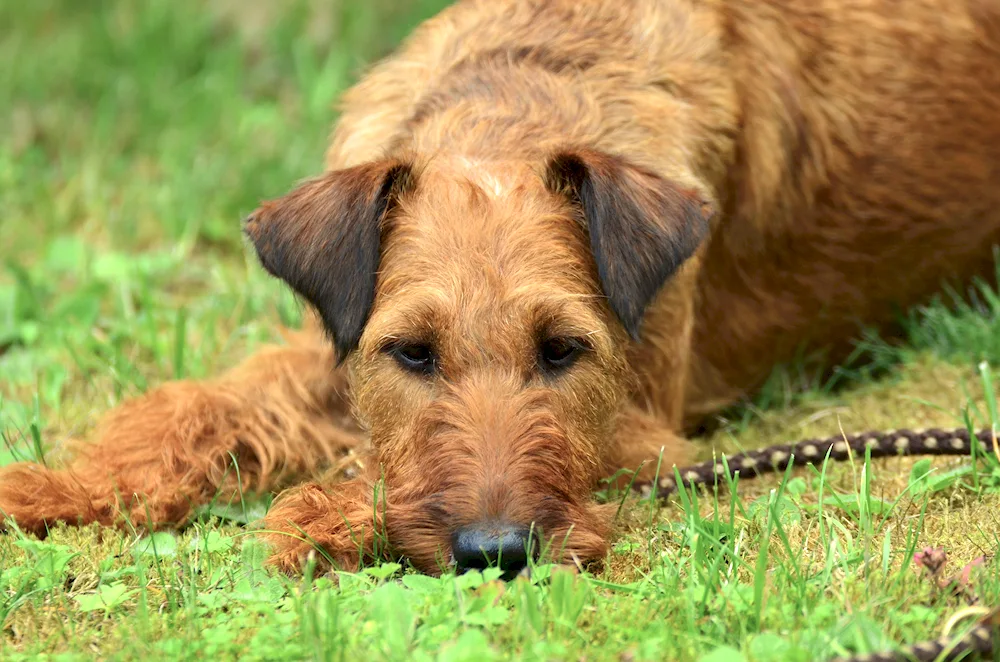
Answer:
[3,0,1000,575]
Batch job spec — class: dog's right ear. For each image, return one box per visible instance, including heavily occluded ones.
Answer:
[544,149,714,340]
[244,159,413,362]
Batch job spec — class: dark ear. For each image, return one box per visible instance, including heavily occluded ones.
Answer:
[544,149,714,339]
[244,159,413,361]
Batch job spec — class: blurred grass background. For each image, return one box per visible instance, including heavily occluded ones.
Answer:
[0,0,452,450]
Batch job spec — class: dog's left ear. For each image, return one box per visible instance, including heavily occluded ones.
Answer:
[244,159,413,361]
[544,149,715,339]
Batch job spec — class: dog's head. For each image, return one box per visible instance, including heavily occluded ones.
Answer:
[245,150,712,575]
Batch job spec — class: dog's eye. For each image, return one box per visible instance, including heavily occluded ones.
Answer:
[386,342,437,375]
[538,337,586,372]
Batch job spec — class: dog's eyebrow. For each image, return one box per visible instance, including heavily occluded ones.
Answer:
[362,292,448,344]
[531,305,605,340]
[537,323,604,343]
[374,333,438,353]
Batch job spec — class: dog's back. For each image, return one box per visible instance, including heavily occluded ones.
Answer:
[690,0,1000,407]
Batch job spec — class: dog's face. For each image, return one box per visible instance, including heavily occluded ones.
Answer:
[246,150,711,575]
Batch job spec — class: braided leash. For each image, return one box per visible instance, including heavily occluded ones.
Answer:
[830,607,998,662]
[630,427,1000,662]
[634,427,996,500]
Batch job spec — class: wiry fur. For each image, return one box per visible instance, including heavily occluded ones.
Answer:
[2,0,1000,575]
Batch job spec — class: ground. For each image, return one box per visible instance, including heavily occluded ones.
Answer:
[1,2,999,660]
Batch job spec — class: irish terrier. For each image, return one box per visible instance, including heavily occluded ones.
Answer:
[2,0,1000,578]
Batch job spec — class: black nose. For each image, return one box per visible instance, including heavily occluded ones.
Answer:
[451,522,535,580]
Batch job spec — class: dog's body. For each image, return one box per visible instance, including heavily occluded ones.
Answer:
[2,0,999,575]
[329,0,1000,421]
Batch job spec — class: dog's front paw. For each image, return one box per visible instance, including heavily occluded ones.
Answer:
[260,481,375,575]
[264,534,361,576]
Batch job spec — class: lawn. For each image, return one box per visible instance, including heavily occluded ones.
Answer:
[1,1,999,660]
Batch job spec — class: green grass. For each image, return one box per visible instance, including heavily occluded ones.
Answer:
[2,2,1000,660]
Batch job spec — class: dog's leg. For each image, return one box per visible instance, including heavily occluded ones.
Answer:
[609,263,702,481]
[0,319,364,536]
[260,470,382,574]
[606,404,696,488]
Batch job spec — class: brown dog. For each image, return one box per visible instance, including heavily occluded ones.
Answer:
[2,0,1000,578]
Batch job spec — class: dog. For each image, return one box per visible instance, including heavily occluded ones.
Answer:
[2,0,999,578]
